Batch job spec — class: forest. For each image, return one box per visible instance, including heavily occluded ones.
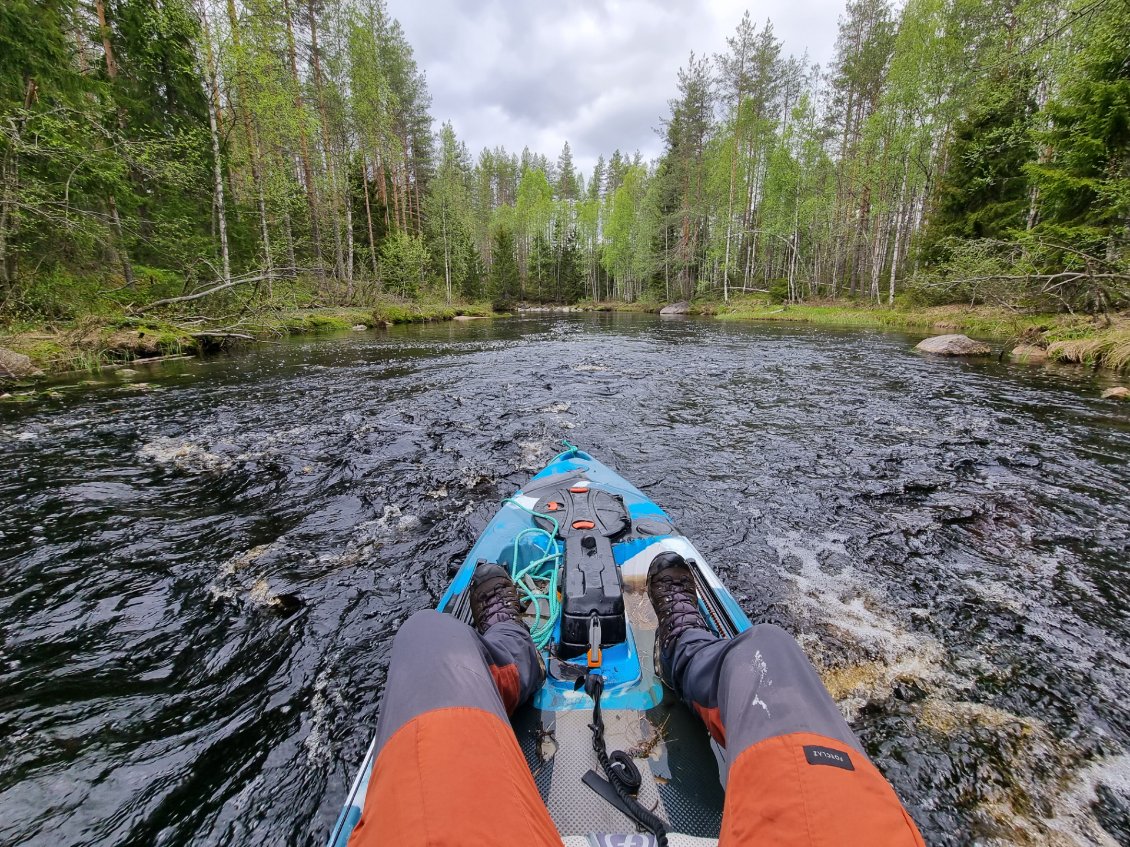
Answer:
[0,0,1127,325]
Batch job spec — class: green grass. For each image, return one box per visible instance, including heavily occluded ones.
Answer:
[715,298,1064,337]
[371,299,496,324]
[713,297,1130,373]
[276,309,373,335]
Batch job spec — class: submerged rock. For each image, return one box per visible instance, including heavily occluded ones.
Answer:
[1101,386,1129,400]
[660,300,691,315]
[1009,344,1047,363]
[915,334,992,356]
[0,347,44,380]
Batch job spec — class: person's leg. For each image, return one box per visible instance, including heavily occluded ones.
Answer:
[648,552,923,847]
[666,625,925,847]
[347,609,560,847]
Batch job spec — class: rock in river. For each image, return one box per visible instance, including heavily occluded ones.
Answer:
[1102,386,1129,400]
[351,324,368,331]
[0,347,43,380]
[1009,344,1048,363]
[915,334,991,356]
[660,300,690,315]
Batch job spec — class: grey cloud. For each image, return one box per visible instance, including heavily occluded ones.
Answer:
[389,0,840,174]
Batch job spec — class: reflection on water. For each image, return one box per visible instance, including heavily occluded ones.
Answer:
[1,314,1128,845]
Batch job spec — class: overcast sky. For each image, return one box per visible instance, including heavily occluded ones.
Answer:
[386,0,843,178]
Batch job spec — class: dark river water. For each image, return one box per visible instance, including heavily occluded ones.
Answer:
[2,314,1129,846]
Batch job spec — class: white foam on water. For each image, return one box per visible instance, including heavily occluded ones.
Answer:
[767,530,955,716]
[208,544,293,607]
[222,544,274,576]
[303,662,345,765]
[518,440,553,472]
[1041,753,1130,847]
[139,436,229,474]
[369,504,419,536]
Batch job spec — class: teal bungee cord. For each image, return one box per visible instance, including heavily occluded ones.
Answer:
[500,497,563,649]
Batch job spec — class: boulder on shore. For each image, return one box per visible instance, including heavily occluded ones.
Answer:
[660,300,691,316]
[915,334,991,356]
[1101,386,1129,401]
[0,347,44,380]
[1009,344,1048,363]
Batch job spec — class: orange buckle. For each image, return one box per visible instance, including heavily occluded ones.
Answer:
[587,615,602,668]
[572,520,595,530]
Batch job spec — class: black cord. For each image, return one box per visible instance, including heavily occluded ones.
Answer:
[584,674,669,847]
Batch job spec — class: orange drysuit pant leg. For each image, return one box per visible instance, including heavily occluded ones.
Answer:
[664,624,926,847]
[347,610,560,847]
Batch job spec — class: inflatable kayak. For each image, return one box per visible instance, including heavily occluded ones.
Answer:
[327,443,752,846]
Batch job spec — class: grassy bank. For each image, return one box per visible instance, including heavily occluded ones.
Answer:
[0,299,498,378]
[714,299,1130,374]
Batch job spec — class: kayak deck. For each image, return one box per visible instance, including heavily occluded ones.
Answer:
[328,447,751,846]
[513,573,726,838]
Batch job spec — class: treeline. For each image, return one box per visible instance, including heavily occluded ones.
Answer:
[1,0,1127,320]
[575,0,1130,311]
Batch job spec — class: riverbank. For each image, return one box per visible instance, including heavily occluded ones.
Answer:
[713,300,1130,374]
[0,300,498,379]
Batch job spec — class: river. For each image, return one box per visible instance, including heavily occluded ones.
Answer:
[1,313,1128,846]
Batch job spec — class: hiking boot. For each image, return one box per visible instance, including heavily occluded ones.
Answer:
[647,552,709,682]
[470,562,525,634]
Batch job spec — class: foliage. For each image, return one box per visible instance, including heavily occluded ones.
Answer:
[488,225,520,308]
[378,230,429,297]
[1,0,1127,324]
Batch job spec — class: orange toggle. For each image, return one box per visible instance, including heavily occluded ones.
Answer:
[587,646,602,668]
[572,520,595,529]
[568,486,588,494]
[545,502,562,511]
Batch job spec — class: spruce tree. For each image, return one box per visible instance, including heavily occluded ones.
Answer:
[489,225,520,307]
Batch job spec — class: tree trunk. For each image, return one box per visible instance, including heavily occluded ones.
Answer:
[94,0,135,288]
[198,2,231,284]
[306,0,346,283]
[344,181,353,298]
[442,202,452,303]
[362,158,379,281]
[225,0,272,273]
[94,0,119,79]
[0,147,14,288]
[375,153,390,230]
[282,0,324,282]
[888,162,911,305]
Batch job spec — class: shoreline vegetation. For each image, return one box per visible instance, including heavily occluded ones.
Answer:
[4,1,1127,387]
[4,298,1128,381]
[581,298,1130,375]
[0,300,498,379]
